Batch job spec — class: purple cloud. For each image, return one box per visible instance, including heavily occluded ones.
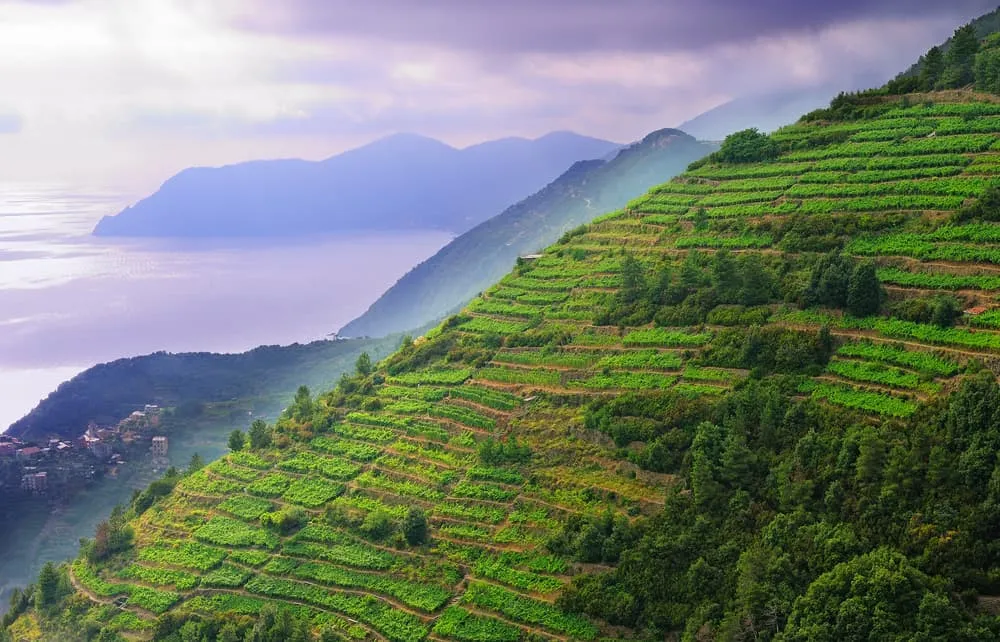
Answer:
[234,0,997,54]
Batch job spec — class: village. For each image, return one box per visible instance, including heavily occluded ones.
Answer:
[0,404,169,497]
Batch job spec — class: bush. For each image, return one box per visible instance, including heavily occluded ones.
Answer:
[714,128,781,164]
[402,507,428,546]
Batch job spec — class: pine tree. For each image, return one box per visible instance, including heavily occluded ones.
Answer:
[355,352,373,376]
[941,24,980,88]
[846,261,883,317]
[36,562,58,607]
[249,419,272,450]
[619,253,647,304]
[227,430,245,452]
[919,46,945,90]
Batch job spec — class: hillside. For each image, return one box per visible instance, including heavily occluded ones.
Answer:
[14,89,1000,641]
[675,85,847,141]
[93,132,619,238]
[339,129,714,339]
[7,337,398,441]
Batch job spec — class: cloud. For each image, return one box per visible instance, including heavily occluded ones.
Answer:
[234,0,998,54]
[0,112,21,134]
[0,0,994,188]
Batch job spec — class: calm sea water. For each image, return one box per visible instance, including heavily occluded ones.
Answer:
[0,184,452,430]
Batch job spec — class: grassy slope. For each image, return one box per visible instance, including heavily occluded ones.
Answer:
[30,91,1000,640]
[339,129,714,339]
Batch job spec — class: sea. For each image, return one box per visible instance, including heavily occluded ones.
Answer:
[0,183,452,430]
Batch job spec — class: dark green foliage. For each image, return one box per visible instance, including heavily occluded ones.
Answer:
[478,436,531,466]
[228,429,245,452]
[132,469,181,515]
[889,295,962,328]
[714,128,781,164]
[548,512,641,564]
[920,46,946,90]
[35,563,59,608]
[249,419,272,450]
[782,549,978,641]
[941,24,981,88]
[360,509,396,541]
[260,507,307,535]
[290,386,313,422]
[800,91,895,123]
[619,253,647,305]
[402,507,428,546]
[187,453,204,473]
[846,261,885,317]
[952,186,1000,223]
[86,505,134,563]
[803,252,854,309]
[702,326,833,375]
[355,351,373,376]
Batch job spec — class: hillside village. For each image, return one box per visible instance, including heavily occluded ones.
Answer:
[0,405,166,497]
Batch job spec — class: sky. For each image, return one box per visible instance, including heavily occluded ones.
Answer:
[0,0,996,192]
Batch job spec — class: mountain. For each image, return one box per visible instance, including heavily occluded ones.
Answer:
[339,129,714,339]
[93,132,620,237]
[17,10,1000,642]
[674,84,886,141]
[5,336,397,442]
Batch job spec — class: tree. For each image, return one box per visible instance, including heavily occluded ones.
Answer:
[355,352,373,376]
[846,261,883,317]
[227,429,245,452]
[738,253,772,306]
[402,507,428,545]
[291,385,312,421]
[187,453,204,473]
[940,24,980,88]
[361,509,395,540]
[919,46,945,90]
[804,252,853,309]
[715,128,781,164]
[36,562,59,607]
[249,419,272,450]
[710,250,740,302]
[692,207,709,232]
[975,47,1000,94]
[619,253,647,304]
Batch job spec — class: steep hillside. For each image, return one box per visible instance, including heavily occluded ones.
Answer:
[339,129,713,339]
[675,85,847,141]
[93,132,619,238]
[6,337,398,441]
[19,89,1000,641]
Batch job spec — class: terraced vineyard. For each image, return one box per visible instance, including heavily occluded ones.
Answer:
[47,90,1000,641]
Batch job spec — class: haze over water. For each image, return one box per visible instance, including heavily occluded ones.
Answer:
[0,184,452,430]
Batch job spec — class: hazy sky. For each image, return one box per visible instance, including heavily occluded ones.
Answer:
[0,0,995,191]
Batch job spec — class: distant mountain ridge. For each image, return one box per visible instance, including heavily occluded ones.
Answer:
[93,132,620,238]
[339,128,715,339]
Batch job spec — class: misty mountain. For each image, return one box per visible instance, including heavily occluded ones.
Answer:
[338,128,715,339]
[93,132,620,237]
[677,85,861,140]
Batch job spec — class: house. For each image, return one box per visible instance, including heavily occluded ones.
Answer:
[21,471,47,493]
[16,446,42,460]
[0,443,14,458]
[965,306,989,316]
[151,436,168,457]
